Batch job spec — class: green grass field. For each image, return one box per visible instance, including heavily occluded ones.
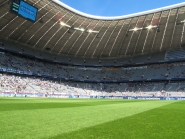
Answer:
[0,98,185,139]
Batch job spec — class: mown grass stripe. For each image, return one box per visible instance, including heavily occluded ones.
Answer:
[0,99,174,139]
[0,98,149,111]
[50,101,185,139]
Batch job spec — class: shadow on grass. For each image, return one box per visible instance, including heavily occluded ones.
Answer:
[48,101,185,139]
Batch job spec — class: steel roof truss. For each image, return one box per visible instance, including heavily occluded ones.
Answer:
[91,21,113,58]
[0,12,8,25]
[117,18,133,56]
[0,0,9,7]
[151,12,163,52]
[75,20,100,57]
[35,12,69,49]
[67,19,93,54]
[5,0,48,39]
[160,10,171,50]
[142,13,155,53]
[83,21,106,56]
[59,18,88,53]
[16,9,53,42]
[170,8,180,49]
[180,10,185,48]
[133,15,147,55]
[0,16,18,32]
[56,17,81,52]
[25,4,61,44]
[100,20,119,57]
[108,20,126,56]
[125,17,140,55]
[47,14,76,51]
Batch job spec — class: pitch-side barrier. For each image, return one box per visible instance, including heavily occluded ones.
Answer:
[1,92,185,100]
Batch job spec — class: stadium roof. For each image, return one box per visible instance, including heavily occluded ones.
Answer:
[0,0,185,58]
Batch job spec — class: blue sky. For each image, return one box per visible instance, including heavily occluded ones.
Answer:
[59,0,185,16]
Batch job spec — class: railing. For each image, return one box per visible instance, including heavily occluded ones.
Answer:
[0,92,185,100]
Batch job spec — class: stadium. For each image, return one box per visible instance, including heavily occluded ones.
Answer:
[0,0,185,138]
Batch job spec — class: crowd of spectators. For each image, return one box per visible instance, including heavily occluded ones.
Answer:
[0,73,185,97]
[1,52,185,81]
[0,74,27,93]
[0,52,185,96]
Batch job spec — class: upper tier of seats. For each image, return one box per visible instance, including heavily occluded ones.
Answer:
[0,51,185,82]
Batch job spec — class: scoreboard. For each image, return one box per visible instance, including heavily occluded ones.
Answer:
[10,0,38,22]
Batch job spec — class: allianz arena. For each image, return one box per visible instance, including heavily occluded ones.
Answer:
[1,0,185,99]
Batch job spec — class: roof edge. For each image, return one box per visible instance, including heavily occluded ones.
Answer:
[52,0,185,20]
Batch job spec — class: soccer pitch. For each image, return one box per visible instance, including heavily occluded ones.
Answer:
[0,98,185,139]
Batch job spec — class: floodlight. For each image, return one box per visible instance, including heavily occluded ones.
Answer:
[60,22,66,26]
[133,28,138,31]
[147,25,152,29]
[146,25,157,30]
[60,22,71,28]
[129,27,142,32]
[74,27,85,32]
[80,28,85,32]
[88,29,93,33]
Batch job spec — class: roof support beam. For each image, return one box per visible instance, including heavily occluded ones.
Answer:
[142,13,155,53]
[108,20,126,56]
[25,11,62,45]
[7,20,27,39]
[0,16,18,32]
[117,18,133,56]
[45,14,76,51]
[91,21,113,58]
[170,8,180,49]
[100,21,119,57]
[132,15,147,55]
[75,20,100,57]
[56,17,80,52]
[25,10,61,45]
[35,11,69,48]
[0,0,9,7]
[16,9,53,42]
[0,1,22,31]
[83,21,106,57]
[1,1,185,58]
[59,18,88,53]
[0,12,8,23]
[151,11,163,52]
[160,10,171,50]
[7,0,47,39]
[33,12,69,50]
[180,23,185,49]
[67,19,93,54]
[125,17,140,55]
[180,11,185,49]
